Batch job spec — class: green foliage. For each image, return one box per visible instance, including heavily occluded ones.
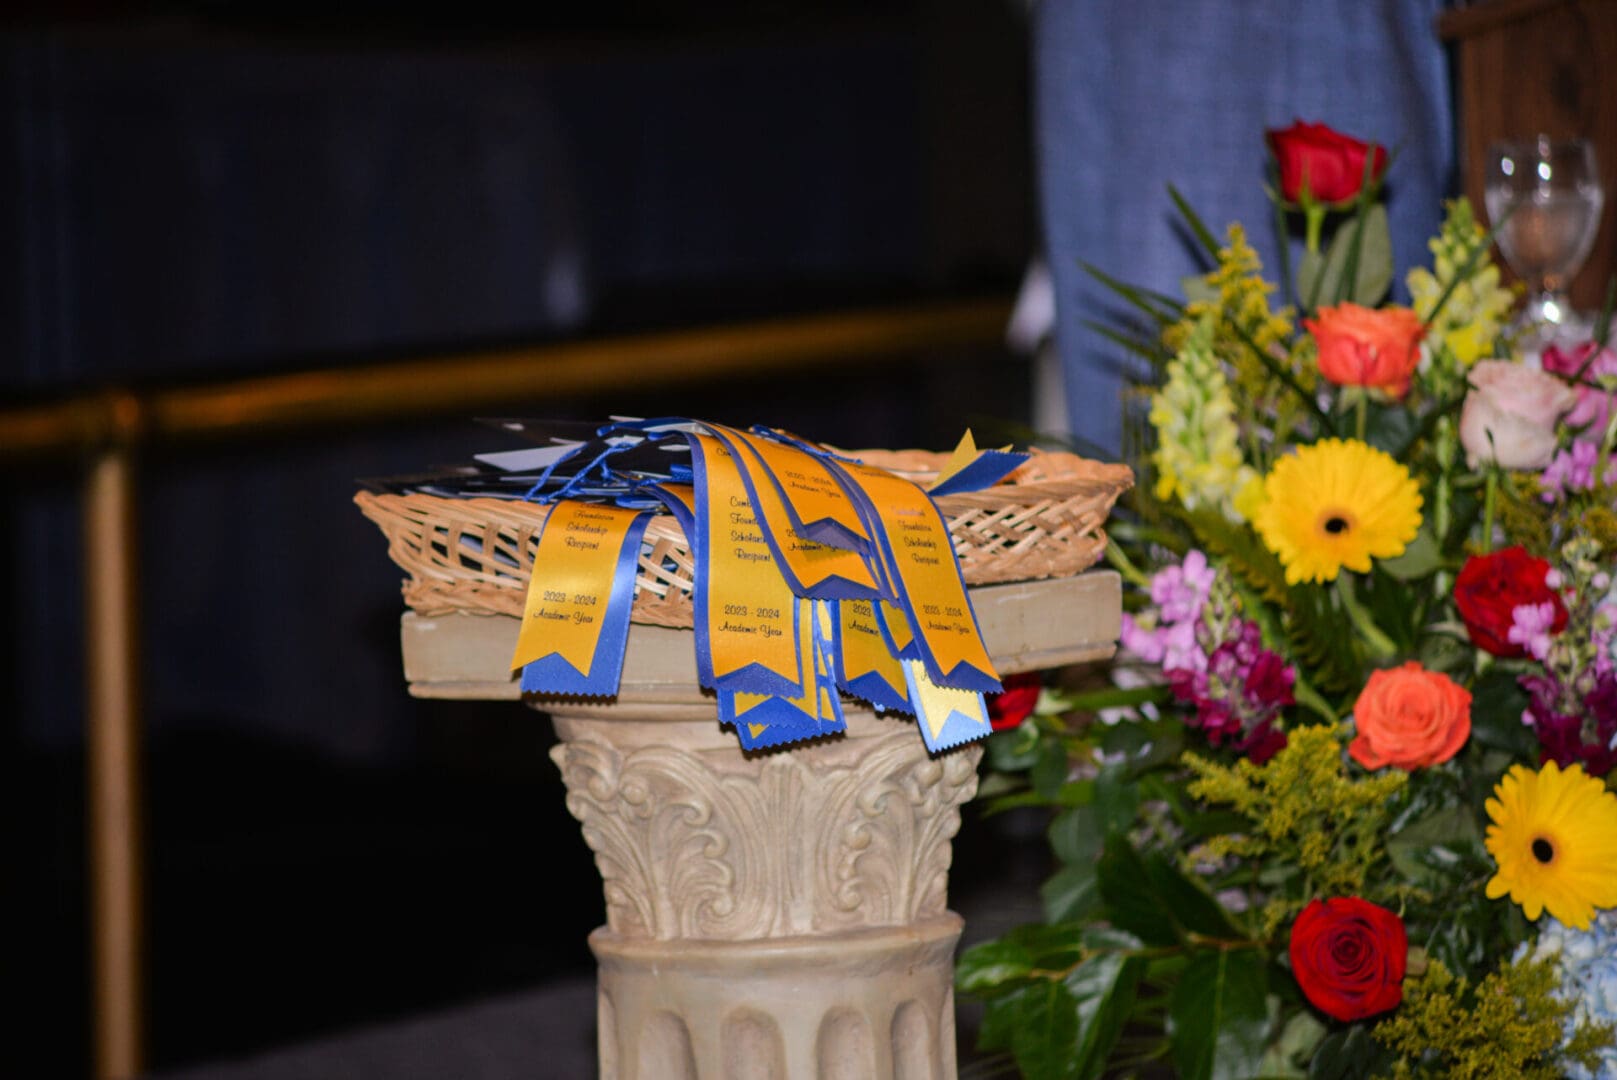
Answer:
[1373,956,1613,1079]
[1178,505,1289,604]
[1161,224,1308,439]
[1283,582,1364,694]
[1297,202,1393,310]
[1098,834,1247,947]
[1307,1026,1393,1079]
[960,926,1148,1080]
[1184,725,1406,933]
[1495,472,1556,554]
[1166,949,1269,1080]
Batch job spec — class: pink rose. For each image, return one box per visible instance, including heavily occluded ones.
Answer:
[1459,360,1578,470]
[1541,341,1617,441]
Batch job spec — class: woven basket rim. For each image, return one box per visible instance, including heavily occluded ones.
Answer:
[356,446,1133,627]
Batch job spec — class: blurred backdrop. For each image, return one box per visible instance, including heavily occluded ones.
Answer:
[0,3,1037,1075]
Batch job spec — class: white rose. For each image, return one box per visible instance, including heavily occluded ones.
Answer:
[1459,360,1578,470]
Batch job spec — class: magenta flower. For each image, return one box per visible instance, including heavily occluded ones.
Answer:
[1509,601,1561,661]
[1542,341,1617,440]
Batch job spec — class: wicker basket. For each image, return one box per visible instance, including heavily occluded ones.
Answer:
[355,448,1133,629]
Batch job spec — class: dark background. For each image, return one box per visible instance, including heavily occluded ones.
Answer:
[1,3,1038,1075]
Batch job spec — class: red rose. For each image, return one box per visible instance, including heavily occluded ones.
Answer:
[1289,897,1407,1021]
[1453,546,1568,658]
[1267,121,1388,205]
[987,672,1041,731]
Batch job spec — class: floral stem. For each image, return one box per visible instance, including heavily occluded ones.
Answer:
[1481,467,1498,553]
[1355,392,1368,442]
[1104,541,1154,590]
[1336,575,1398,660]
[1304,202,1325,257]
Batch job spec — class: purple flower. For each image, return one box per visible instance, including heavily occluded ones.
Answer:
[1538,440,1617,502]
[1160,619,1206,673]
[1509,601,1560,661]
[1522,669,1617,776]
[1169,618,1294,761]
[1542,340,1617,440]
[1119,613,1166,664]
[1151,549,1216,623]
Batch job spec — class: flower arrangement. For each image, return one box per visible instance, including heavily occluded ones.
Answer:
[961,122,1617,1078]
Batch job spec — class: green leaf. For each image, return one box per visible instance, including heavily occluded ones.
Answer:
[1259,1008,1328,1078]
[1093,764,1141,836]
[1468,669,1535,756]
[1097,838,1179,947]
[1082,317,1170,366]
[1031,736,1071,799]
[1296,203,1392,312]
[1360,397,1419,458]
[1097,835,1247,946]
[1067,930,1148,1079]
[1012,921,1094,972]
[1064,684,1173,712]
[1360,567,1424,655]
[1167,949,1269,1080]
[1179,809,1253,839]
[1081,261,1186,324]
[1042,861,1102,923]
[1010,979,1081,1080]
[956,937,1036,995]
[1168,183,1222,262]
[1307,1025,1391,1080]
[1386,804,1481,888]
[1049,805,1104,866]
[986,723,1043,772]
[976,988,1022,1052]
[1285,583,1364,694]
[983,779,1096,816]
[1376,526,1442,582]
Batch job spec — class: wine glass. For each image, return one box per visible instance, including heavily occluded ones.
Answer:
[1485,136,1605,345]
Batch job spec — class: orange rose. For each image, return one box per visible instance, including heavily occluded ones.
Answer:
[1305,303,1425,400]
[1349,662,1471,771]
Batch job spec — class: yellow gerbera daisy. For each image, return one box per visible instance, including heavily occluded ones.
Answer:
[1484,760,1617,931]
[1252,438,1422,585]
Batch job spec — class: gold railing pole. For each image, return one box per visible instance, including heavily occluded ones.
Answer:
[0,296,1014,1077]
[0,298,1014,458]
[84,434,145,1080]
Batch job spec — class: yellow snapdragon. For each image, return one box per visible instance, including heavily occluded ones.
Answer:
[1149,316,1264,522]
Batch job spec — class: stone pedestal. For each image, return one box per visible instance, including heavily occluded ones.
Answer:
[550,712,977,1079]
[396,574,1122,1079]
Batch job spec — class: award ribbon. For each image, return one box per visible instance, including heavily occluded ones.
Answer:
[719,597,845,750]
[925,430,1028,497]
[706,425,882,600]
[511,501,651,697]
[832,598,909,713]
[719,425,872,551]
[901,658,993,753]
[688,434,802,695]
[828,460,1001,693]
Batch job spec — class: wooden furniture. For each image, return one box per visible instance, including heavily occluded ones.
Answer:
[1441,0,1617,311]
[396,574,1120,1079]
